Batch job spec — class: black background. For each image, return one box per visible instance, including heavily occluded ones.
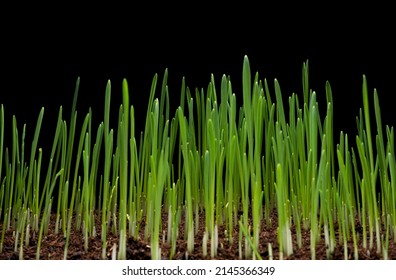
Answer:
[1,6,395,153]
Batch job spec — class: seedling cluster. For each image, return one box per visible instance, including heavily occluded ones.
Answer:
[0,56,395,259]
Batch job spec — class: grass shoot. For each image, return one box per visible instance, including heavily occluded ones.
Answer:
[0,56,395,260]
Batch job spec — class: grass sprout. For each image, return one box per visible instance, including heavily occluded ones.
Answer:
[0,55,395,260]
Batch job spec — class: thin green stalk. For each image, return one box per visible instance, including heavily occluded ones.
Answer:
[82,137,91,251]
[388,150,396,241]
[102,80,113,259]
[252,82,264,249]
[361,76,381,252]
[225,83,237,243]
[55,121,67,235]
[129,108,139,238]
[118,79,129,260]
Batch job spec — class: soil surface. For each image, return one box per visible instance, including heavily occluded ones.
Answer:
[1,211,395,260]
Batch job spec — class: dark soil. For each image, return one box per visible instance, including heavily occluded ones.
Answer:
[1,211,395,260]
